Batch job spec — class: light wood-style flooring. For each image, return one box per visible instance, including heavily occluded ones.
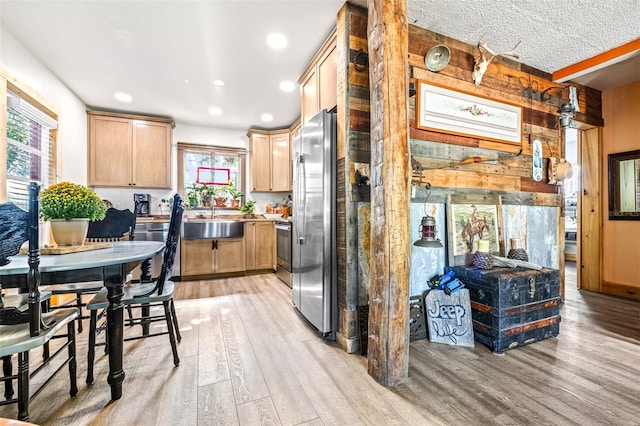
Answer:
[1,263,638,425]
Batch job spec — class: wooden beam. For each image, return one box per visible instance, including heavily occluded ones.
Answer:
[366,0,410,386]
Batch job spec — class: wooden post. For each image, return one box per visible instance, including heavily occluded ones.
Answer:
[366,0,410,386]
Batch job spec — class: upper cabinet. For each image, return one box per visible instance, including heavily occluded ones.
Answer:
[288,118,302,189]
[248,129,290,192]
[299,29,337,125]
[87,111,174,189]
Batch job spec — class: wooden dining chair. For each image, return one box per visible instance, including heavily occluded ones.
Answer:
[40,207,136,333]
[85,194,184,385]
[0,182,78,422]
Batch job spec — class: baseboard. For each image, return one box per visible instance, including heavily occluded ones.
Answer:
[601,281,640,301]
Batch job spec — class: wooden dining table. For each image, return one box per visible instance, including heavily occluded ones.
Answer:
[0,241,164,400]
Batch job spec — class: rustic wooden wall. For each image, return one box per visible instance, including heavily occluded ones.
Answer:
[409,24,602,192]
[408,25,603,294]
[335,3,371,354]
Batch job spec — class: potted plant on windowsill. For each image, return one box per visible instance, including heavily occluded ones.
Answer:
[240,200,256,218]
[226,180,243,208]
[213,186,229,207]
[40,182,107,246]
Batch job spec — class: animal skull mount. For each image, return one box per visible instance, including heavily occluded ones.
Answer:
[472,40,521,86]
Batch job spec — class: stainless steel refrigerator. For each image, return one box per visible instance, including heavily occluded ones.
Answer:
[292,109,337,338]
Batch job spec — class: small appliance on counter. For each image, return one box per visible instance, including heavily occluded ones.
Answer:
[133,193,151,217]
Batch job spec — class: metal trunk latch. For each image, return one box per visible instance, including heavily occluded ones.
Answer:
[529,277,536,298]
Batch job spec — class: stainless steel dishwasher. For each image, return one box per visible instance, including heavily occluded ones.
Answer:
[131,221,180,279]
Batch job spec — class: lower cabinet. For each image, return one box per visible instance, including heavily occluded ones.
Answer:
[181,237,245,276]
[180,220,275,278]
[245,221,274,271]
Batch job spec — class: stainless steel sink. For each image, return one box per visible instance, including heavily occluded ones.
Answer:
[181,220,244,240]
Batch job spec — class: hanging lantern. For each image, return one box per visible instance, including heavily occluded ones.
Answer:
[413,214,443,248]
[557,102,576,128]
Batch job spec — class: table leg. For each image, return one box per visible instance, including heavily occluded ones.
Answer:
[103,264,125,400]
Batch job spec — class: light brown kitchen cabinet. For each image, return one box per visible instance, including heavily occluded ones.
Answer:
[298,29,337,125]
[245,221,274,271]
[181,237,245,277]
[288,118,301,191]
[300,69,318,125]
[87,111,174,189]
[181,240,213,276]
[248,129,290,192]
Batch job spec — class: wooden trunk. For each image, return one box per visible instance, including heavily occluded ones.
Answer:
[447,266,560,354]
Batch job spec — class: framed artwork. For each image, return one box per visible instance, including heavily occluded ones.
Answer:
[447,202,500,266]
[415,80,522,145]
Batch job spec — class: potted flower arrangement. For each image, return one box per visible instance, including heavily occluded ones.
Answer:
[40,181,107,245]
[226,180,243,208]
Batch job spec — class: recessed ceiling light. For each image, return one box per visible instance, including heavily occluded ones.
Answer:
[279,81,296,92]
[213,80,225,86]
[260,113,274,122]
[184,79,190,84]
[114,92,132,103]
[208,107,222,116]
[266,33,287,49]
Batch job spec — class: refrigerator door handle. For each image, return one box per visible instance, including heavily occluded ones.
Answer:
[299,155,306,245]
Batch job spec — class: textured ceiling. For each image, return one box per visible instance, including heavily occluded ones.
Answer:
[1,0,638,130]
[407,0,640,75]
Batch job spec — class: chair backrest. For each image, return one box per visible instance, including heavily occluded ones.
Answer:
[155,194,184,293]
[0,202,28,267]
[86,208,136,242]
[0,182,43,336]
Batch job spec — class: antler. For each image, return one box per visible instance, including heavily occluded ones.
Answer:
[472,40,521,86]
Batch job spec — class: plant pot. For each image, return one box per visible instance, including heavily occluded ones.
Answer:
[214,198,227,207]
[201,195,212,208]
[230,199,240,208]
[242,214,255,219]
[50,218,90,246]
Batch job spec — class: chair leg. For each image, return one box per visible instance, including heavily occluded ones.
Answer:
[42,342,50,362]
[170,299,181,342]
[67,321,78,396]
[126,305,134,327]
[87,310,97,385]
[141,303,151,336]
[76,292,83,333]
[3,355,13,400]
[163,301,180,366]
[41,301,51,362]
[17,352,29,422]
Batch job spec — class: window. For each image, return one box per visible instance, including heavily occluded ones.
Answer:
[177,143,246,208]
[4,90,57,209]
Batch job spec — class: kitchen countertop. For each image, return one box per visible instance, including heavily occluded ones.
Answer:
[136,215,291,223]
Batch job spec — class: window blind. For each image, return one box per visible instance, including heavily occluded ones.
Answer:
[6,91,57,209]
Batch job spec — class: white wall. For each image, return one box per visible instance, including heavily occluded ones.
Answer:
[1,26,88,184]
